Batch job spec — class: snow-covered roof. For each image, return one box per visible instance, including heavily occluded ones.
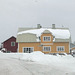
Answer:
[18,28,70,39]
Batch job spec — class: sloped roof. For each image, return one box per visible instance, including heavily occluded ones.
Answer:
[2,36,16,44]
[18,28,37,32]
[70,43,75,48]
[18,28,70,39]
[17,33,37,42]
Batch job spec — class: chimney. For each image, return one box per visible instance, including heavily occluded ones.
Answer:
[52,24,55,29]
[37,24,42,29]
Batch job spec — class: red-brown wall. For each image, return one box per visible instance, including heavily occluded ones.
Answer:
[3,36,18,52]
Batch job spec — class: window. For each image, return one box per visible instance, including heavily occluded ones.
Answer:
[43,36,51,41]
[23,47,34,53]
[43,46,51,52]
[11,42,15,46]
[39,37,41,40]
[57,46,65,51]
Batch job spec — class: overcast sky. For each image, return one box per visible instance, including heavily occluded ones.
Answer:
[0,0,75,43]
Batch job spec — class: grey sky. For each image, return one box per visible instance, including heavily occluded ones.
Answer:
[0,0,75,43]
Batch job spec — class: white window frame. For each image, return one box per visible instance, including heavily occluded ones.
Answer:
[43,46,51,52]
[57,46,65,51]
[23,47,34,53]
[43,36,51,42]
[11,42,15,46]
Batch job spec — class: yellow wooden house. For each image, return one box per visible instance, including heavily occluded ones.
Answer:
[16,24,71,54]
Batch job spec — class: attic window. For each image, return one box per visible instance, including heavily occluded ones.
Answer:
[43,36,51,42]
[11,42,15,46]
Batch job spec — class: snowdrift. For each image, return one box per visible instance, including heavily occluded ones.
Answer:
[0,51,75,74]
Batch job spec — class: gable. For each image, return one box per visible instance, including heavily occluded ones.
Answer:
[41,33,53,43]
[2,36,16,44]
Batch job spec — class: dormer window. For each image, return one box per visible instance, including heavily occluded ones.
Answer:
[43,36,51,42]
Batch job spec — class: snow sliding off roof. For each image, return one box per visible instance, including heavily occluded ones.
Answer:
[18,28,70,39]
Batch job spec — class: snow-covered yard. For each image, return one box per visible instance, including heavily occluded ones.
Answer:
[0,51,75,75]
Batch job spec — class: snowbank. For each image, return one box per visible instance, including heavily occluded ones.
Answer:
[0,51,75,65]
[0,50,3,53]
[20,51,75,73]
[20,51,75,64]
[1,48,6,51]
[21,51,45,62]
[0,51,75,74]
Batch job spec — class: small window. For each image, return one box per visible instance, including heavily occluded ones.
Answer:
[43,46,51,52]
[57,46,65,51]
[11,42,15,46]
[43,36,51,41]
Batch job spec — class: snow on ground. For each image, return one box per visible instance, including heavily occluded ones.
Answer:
[0,50,2,53]
[0,51,75,75]
[21,51,75,73]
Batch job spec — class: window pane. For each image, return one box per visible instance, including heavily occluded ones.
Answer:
[58,48,59,51]
[60,47,61,51]
[44,37,45,41]
[48,37,50,40]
